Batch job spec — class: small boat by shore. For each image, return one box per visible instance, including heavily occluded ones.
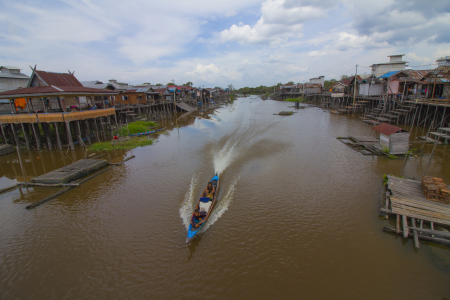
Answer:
[186,174,220,243]
[128,127,166,137]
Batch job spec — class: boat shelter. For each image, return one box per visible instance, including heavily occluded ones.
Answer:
[373,123,410,155]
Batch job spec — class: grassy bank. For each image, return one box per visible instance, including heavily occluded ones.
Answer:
[284,98,305,102]
[89,137,154,151]
[118,121,158,136]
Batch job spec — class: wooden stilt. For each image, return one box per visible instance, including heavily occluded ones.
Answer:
[54,122,62,150]
[10,124,20,146]
[43,123,53,150]
[65,121,75,151]
[75,121,83,145]
[21,123,31,150]
[32,123,42,150]
[1,125,8,144]
[402,215,408,238]
[93,118,100,141]
[107,116,113,138]
[84,120,91,145]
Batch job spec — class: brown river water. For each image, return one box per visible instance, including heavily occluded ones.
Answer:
[1,96,450,299]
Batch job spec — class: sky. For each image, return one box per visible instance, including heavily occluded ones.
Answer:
[1,0,450,88]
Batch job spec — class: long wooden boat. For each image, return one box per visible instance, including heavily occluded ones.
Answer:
[128,127,165,137]
[186,174,220,242]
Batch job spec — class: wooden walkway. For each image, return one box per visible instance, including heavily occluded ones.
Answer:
[32,159,108,184]
[381,175,450,248]
[337,136,384,155]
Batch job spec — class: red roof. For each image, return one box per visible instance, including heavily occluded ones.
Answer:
[35,70,82,87]
[154,88,168,94]
[0,86,117,98]
[373,123,405,136]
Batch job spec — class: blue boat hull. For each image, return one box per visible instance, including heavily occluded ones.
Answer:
[186,175,219,243]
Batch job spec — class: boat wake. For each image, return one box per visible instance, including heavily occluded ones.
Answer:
[180,174,199,230]
[202,173,240,231]
[213,139,238,175]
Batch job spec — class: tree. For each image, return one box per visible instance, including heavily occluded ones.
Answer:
[285,81,295,85]
[324,79,337,89]
[227,84,234,92]
[184,81,193,87]
[341,75,350,80]
[155,83,163,86]
[167,82,176,86]
[214,86,222,89]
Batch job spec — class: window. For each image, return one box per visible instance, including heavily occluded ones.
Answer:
[122,96,128,100]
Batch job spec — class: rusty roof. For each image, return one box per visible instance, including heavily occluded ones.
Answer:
[0,86,117,99]
[372,123,405,136]
[35,70,82,87]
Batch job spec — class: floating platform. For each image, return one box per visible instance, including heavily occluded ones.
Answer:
[0,144,14,156]
[380,175,450,248]
[337,136,384,155]
[32,159,108,184]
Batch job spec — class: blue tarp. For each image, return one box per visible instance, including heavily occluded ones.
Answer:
[379,71,400,78]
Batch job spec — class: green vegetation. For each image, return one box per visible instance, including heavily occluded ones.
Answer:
[382,145,390,154]
[284,97,305,102]
[388,155,398,159]
[88,137,154,151]
[118,121,158,136]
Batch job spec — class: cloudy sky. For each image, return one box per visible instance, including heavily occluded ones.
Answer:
[1,0,450,88]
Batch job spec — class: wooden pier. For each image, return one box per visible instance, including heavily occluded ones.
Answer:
[32,158,108,184]
[380,175,450,248]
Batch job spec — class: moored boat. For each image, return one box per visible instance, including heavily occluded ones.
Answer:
[128,127,165,137]
[186,174,220,242]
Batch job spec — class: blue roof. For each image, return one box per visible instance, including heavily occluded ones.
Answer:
[379,71,400,78]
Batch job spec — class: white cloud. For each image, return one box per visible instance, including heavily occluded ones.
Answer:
[225,10,237,17]
[220,0,325,45]
[185,64,220,82]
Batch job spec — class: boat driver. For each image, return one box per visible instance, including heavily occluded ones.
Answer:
[191,209,207,228]
[202,182,215,199]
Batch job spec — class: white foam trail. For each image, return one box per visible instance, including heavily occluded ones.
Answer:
[213,140,238,175]
[202,173,240,231]
[180,174,199,229]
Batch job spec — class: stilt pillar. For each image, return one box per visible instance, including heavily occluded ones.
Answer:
[32,123,42,150]
[21,123,31,150]
[54,122,62,150]
[65,121,75,151]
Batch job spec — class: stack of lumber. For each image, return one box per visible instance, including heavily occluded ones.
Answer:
[421,176,450,204]
[387,175,450,226]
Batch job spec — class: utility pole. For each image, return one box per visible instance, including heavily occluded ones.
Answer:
[353,64,358,105]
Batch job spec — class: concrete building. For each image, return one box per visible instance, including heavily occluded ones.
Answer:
[371,55,408,77]
[108,79,129,92]
[0,66,29,92]
[436,56,450,67]
[309,76,324,86]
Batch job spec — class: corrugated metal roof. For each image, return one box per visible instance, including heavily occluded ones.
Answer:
[373,123,405,136]
[401,70,430,79]
[0,73,29,79]
[379,71,401,78]
[0,86,117,98]
[35,70,82,87]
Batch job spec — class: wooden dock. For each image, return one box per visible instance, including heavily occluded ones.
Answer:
[337,136,385,155]
[380,175,450,248]
[32,158,108,184]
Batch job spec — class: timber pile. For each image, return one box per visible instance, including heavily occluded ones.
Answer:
[421,176,450,204]
[381,175,450,248]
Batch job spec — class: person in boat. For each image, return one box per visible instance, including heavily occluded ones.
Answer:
[202,182,215,199]
[191,209,207,228]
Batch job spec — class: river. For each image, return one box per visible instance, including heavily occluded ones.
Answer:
[1,96,449,299]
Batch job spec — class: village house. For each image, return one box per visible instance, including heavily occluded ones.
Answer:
[114,86,160,106]
[371,54,408,78]
[309,76,325,86]
[0,66,30,92]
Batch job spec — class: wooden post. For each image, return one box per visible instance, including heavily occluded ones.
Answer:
[65,121,75,151]
[84,120,91,144]
[93,118,100,141]
[431,78,437,99]
[402,215,408,238]
[75,121,83,145]
[54,122,62,150]
[396,215,400,234]
[0,125,8,144]
[10,124,20,146]
[21,123,31,150]
[32,123,42,150]
[411,217,419,248]
[42,123,53,150]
